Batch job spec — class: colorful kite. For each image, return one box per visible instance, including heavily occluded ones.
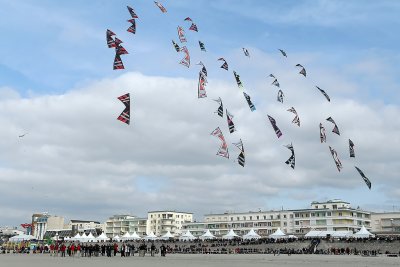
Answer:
[287,107,300,127]
[184,17,192,21]
[218,58,228,70]
[278,49,287,57]
[214,97,223,117]
[326,117,340,135]
[179,46,190,68]
[277,90,284,103]
[197,61,207,76]
[233,139,245,167]
[355,166,371,189]
[127,6,139,18]
[127,19,136,34]
[233,71,243,88]
[349,139,355,158]
[267,115,282,138]
[316,86,330,102]
[172,40,180,52]
[199,41,206,52]
[243,92,256,111]
[106,29,116,48]
[177,26,187,43]
[117,93,130,124]
[115,45,129,56]
[189,23,198,32]
[243,48,250,57]
[154,1,167,13]
[226,110,236,133]
[329,146,343,172]
[113,54,125,70]
[319,123,326,143]
[285,143,295,169]
[198,71,207,98]
[210,127,229,159]
[296,64,307,77]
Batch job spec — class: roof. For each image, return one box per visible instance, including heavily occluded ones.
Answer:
[148,211,193,214]
[70,220,101,224]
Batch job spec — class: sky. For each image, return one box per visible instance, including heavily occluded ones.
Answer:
[0,0,399,226]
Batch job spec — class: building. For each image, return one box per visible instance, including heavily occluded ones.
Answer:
[371,212,400,234]
[147,211,193,236]
[68,219,104,235]
[31,213,50,240]
[47,216,65,231]
[202,200,371,237]
[181,222,205,237]
[105,215,147,238]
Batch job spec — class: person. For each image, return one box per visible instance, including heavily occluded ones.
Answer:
[150,243,156,256]
[139,242,146,257]
[160,244,166,257]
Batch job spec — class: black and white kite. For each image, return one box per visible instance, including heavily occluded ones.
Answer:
[287,107,300,127]
[284,143,295,169]
[233,71,243,88]
[172,40,180,52]
[296,64,306,77]
[269,74,280,87]
[349,139,355,158]
[199,41,206,52]
[277,90,284,103]
[278,49,287,57]
[355,166,371,190]
[316,86,330,102]
[226,110,236,133]
[214,97,223,117]
[329,146,343,172]
[233,139,245,167]
[198,71,207,98]
[319,123,326,143]
[218,58,228,70]
[267,115,282,138]
[243,48,250,57]
[326,117,340,135]
[243,92,256,111]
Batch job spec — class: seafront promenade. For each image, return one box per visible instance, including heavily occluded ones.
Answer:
[1,253,400,267]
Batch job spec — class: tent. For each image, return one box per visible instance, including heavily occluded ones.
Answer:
[222,229,240,240]
[243,229,261,240]
[305,230,353,238]
[269,228,287,239]
[353,226,374,238]
[130,231,141,240]
[96,233,109,242]
[200,229,216,240]
[86,232,96,242]
[144,231,157,240]
[121,232,131,241]
[71,233,82,242]
[161,231,174,240]
[9,234,35,242]
[113,235,121,241]
[179,230,196,241]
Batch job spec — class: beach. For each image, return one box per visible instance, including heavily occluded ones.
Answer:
[1,253,399,267]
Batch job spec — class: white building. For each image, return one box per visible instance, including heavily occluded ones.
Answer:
[105,215,147,238]
[147,211,193,236]
[68,219,104,234]
[371,212,400,233]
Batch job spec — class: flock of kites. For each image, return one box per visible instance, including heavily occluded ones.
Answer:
[105,2,372,190]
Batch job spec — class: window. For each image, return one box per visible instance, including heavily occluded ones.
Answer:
[249,216,252,220]
[284,222,287,226]
[338,212,342,216]
[295,221,299,225]
[277,215,280,219]
[333,205,337,209]
[230,217,233,221]
[290,214,293,218]
[283,215,287,219]
[311,213,315,217]
[263,215,266,219]
[243,216,246,220]
[270,215,273,219]
[323,205,326,209]
[256,216,259,220]
[237,217,240,221]
[316,205,318,209]
[327,212,331,216]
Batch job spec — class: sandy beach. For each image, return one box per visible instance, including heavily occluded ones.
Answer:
[1,253,399,267]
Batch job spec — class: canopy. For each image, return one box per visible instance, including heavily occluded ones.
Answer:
[305,230,353,238]
[121,232,131,240]
[222,229,240,239]
[161,231,174,240]
[96,233,109,241]
[179,230,196,241]
[353,226,374,238]
[113,235,121,241]
[144,231,157,240]
[86,232,96,242]
[9,234,35,242]
[269,228,287,239]
[71,233,81,241]
[130,231,141,240]
[243,228,261,240]
[200,229,215,240]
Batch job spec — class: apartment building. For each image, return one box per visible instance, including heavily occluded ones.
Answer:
[371,212,400,233]
[147,211,193,236]
[105,215,147,238]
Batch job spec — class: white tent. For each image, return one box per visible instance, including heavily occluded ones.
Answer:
[353,226,374,238]
[96,233,109,242]
[243,229,261,240]
[86,232,96,242]
[130,231,141,240]
[161,231,174,240]
[200,229,216,240]
[80,233,90,242]
[121,232,131,241]
[71,233,82,242]
[179,230,196,241]
[222,229,240,239]
[113,235,121,241]
[144,231,158,240]
[305,230,353,238]
[269,228,287,239]
[9,234,35,242]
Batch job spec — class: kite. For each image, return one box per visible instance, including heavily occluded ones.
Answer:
[116,45,129,56]
[319,123,326,143]
[106,29,116,48]
[179,46,190,68]
[269,74,279,87]
[19,133,28,138]
[184,17,192,21]
[243,48,250,57]
[198,71,207,98]
[355,166,371,190]
[172,40,180,52]
[287,107,300,127]
[199,41,206,52]
[296,64,307,77]
[329,146,343,172]
[177,26,187,43]
[349,139,355,158]
[226,110,236,133]
[218,58,228,71]
[316,86,330,102]
[154,1,167,13]
[117,93,130,125]
[233,139,245,167]
[210,127,229,158]
[114,37,123,46]
[127,6,139,19]
[326,117,340,135]
[267,115,282,138]
[214,98,223,117]
[127,19,136,34]
[243,92,256,112]
[197,61,207,76]
[113,54,125,70]
[285,143,295,169]
[278,49,287,57]
[189,23,198,32]
[277,90,284,103]
[233,71,243,88]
